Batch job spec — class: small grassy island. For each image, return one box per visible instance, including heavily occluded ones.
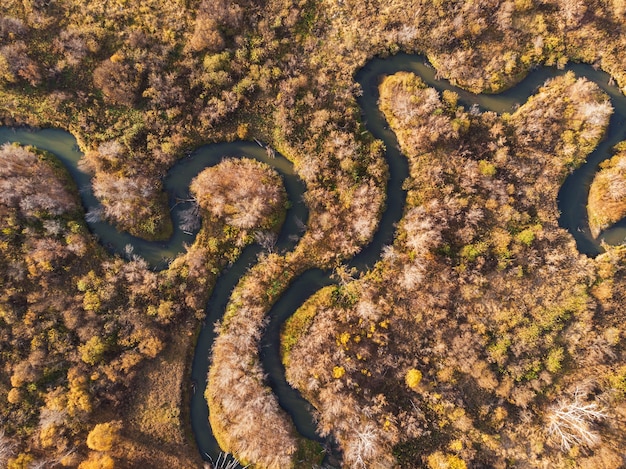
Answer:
[588,145,626,238]
[2,0,626,468]
[191,157,287,233]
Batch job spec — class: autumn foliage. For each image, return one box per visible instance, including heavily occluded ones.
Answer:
[2,0,626,467]
[191,158,286,230]
[282,72,625,467]
[588,145,626,238]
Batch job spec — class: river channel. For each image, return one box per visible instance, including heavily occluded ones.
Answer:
[1,53,625,466]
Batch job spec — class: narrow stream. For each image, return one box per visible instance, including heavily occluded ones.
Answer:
[357,54,626,255]
[2,53,625,467]
[0,127,311,460]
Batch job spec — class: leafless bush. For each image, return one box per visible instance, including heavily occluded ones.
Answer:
[345,424,378,469]
[179,203,201,233]
[0,144,76,217]
[0,429,16,467]
[39,408,67,429]
[191,158,285,230]
[206,452,250,469]
[28,458,52,469]
[254,230,277,252]
[0,41,41,85]
[53,29,92,66]
[85,207,103,223]
[0,17,26,39]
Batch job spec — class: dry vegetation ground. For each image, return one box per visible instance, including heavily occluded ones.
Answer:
[282,72,626,467]
[2,0,626,467]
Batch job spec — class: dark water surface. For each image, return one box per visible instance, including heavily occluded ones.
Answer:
[2,53,625,465]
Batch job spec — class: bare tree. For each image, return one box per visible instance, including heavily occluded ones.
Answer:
[254,231,277,252]
[547,388,607,452]
[344,424,379,469]
[27,458,52,469]
[39,408,67,429]
[179,203,201,233]
[85,207,103,224]
[333,264,357,286]
[0,17,25,40]
[205,452,250,469]
[0,41,41,85]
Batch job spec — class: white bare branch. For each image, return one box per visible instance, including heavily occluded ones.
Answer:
[546,388,607,452]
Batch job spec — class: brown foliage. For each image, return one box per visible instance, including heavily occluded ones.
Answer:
[207,254,302,468]
[188,17,225,53]
[588,147,626,237]
[93,59,140,106]
[0,144,76,217]
[91,173,160,230]
[2,0,626,467]
[0,145,203,465]
[283,70,623,467]
[191,158,286,230]
[0,41,41,85]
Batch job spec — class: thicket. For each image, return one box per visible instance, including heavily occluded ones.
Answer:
[206,252,323,469]
[0,0,387,254]
[282,72,626,468]
[1,0,626,252]
[0,144,289,466]
[0,144,206,467]
[190,157,286,232]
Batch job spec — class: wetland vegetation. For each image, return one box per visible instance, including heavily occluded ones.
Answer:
[2,0,626,468]
[588,145,626,239]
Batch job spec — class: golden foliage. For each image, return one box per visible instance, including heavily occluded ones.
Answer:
[3,0,626,467]
[283,67,623,468]
[427,451,467,469]
[78,453,116,469]
[86,421,122,452]
[405,369,422,389]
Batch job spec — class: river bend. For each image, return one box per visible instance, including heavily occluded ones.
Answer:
[2,53,626,466]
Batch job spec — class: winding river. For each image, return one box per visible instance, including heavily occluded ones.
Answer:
[2,54,626,466]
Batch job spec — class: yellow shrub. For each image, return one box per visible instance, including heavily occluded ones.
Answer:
[87,421,121,452]
[405,368,422,389]
[333,366,345,379]
[78,453,115,469]
[427,451,467,469]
